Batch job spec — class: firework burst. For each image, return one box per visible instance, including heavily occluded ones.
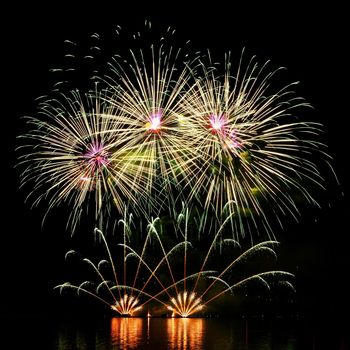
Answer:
[17,22,334,242]
[178,51,330,240]
[98,40,201,214]
[17,88,156,232]
[17,22,200,231]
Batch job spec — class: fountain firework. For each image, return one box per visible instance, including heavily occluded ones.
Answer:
[55,208,294,317]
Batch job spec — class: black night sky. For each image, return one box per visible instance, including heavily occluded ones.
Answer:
[1,1,349,334]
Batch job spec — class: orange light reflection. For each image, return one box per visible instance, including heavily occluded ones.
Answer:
[110,317,143,349]
[167,318,204,349]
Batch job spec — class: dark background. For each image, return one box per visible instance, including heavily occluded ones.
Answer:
[1,1,348,327]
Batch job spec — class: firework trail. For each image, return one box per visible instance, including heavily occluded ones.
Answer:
[55,209,294,317]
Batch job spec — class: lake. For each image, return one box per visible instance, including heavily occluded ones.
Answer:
[2,314,347,349]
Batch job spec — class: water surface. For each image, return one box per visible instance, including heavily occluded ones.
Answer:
[3,314,347,349]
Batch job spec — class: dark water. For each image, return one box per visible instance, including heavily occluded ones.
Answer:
[2,314,347,349]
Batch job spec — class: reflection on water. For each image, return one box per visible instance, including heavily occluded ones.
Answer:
[6,314,345,349]
[110,317,204,349]
[167,318,204,349]
[56,317,297,350]
[110,318,143,349]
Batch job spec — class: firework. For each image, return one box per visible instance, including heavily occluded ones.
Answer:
[17,88,157,232]
[17,22,334,242]
[55,209,294,317]
[178,51,331,240]
[98,39,201,215]
[17,23,200,231]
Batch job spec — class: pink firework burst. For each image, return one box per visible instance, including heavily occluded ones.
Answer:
[208,114,241,149]
[84,141,110,170]
[208,113,227,135]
